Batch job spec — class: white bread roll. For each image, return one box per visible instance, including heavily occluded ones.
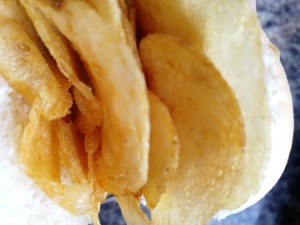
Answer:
[214,32,294,219]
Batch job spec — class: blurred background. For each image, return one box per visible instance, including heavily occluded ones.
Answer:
[100,0,300,224]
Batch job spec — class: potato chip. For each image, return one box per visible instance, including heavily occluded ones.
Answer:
[84,127,107,204]
[142,91,179,209]
[48,63,71,93]
[84,127,101,180]
[74,109,94,135]
[85,0,120,24]
[54,119,103,223]
[33,0,149,195]
[134,0,204,48]
[86,0,139,62]
[21,103,102,223]
[139,34,244,224]
[21,0,102,130]
[0,0,293,224]
[55,119,87,184]
[117,194,150,225]
[118,0,140,61]
[21,103,60,182]
[0,21,72,119]
[134,0,271,210]
[35,180,94,214]
[73,87,99,134]
[0,0,45,53]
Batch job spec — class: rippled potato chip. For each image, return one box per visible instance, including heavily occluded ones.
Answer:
[33,0,149,195]
[0,21,72,119]
[139,34,245,224]
[142,91,179,209]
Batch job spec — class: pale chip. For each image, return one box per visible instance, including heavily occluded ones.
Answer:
[139,33,244,224]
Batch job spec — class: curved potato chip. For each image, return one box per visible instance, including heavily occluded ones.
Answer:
[0,0,45,53]
[117,194,150,225]
[21,0,102,129]
[55,120,87,184]
[73,87,99,134]
[118,0,140,61]
[74,109,95,135]
[21,104,103,223]
[33,179,97,219]
[134,0,271,210]
[33,0,149,195]
[55,119,103,224]
[84,127,107,204]
[0,21,72,119]
[84,128,101,177]
[86,0,140,62]
[139,34,244,224]
[142,91,179,209]
[21,103,60,182]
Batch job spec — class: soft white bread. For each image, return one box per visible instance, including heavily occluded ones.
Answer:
[0,75,90,225]
[0,13,294,225]
[214,32,294,219]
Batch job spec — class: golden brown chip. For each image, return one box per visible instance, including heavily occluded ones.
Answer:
[21,103,60,182]
[32,0,149,195]
[139,34,244,224]
[84,127,101,180]
[0,0,45,53]
[134,0,271,210]
[54,120,103,223]
[73,87,99,134]
[118,0,140,61]
[84,127,107,204]
[21,0,102,130]
[117,195,150,225]
[35,180,94,214]
[55,119,87,184]
[0,21,72,120]
[48,63,71,93]
[74,109,94,135]
[142,91,179,209]
[21,104,102,222]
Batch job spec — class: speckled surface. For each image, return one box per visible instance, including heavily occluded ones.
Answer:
[99,1,300,224]
[257,0,300,224]
[210,0,300,224]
